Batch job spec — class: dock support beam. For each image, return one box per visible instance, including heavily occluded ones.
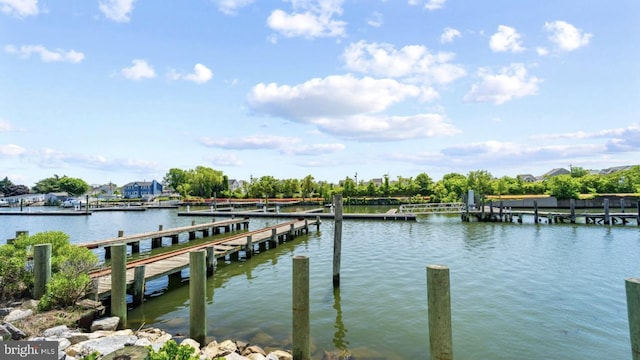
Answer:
[626,278,640,360]
[245,235,253,259]
[132,265,145,306]
[189,250,207,346]
[570,199,576,224]
[33,243,51,300]
[604,198,611,225]
[534,201,539,224]
[427,265,453,360]
[333,194,343,288]
[111,244,127,329]
[206,247,216,276]
[292,255,310,360]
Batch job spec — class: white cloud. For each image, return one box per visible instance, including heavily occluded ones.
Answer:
[367,11,383,27]
[248,74,421,120]
[342,41,466,85]
[409,0,447,11]
[0,0,38,17]
[216,0,254,15]
[536,47,549,56]
[440,27,461,43]
[267,0,346,39]
[532,124,640,153]
[99,0,135,23]
[120,59,156,81]
[5,44,85,63]
[544,20,592,52]
[0,144,25,156]
[204,153,244,166]
[200,134,346,155]
[490,25,525,53]
[285,143,346,155]
[464,63,541,105]
[0,118,14,131]
[168,63,213,84]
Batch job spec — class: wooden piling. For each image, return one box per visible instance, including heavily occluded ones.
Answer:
[271,228,278,247]
[189,250,207,345]
[206,247,216,275]
[110,244,127,329]
[427,265,453,360]
[626,278,640,360]
[33,243,51,300]
[246,235,253,259]
[637,202,640,227]
[16,230,29,238]
[534,201,539,224]
[604,198,610,225]
[292,255,310,360]
[132,266,145,306]
[570,199,576,224]
[333,194,343,288]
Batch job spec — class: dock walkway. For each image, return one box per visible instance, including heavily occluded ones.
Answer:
[89,218,320,299]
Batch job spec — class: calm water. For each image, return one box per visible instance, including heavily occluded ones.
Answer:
[1,207,638,359]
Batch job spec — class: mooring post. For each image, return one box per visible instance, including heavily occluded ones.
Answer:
[292,255,310,360]
[427,265,453,360]
[111,244,127,329]
[622,197,626,213]
[534,201,539,224]
[637,202,640,227]
[85,195,89,214]
[333,194,343,288]
[33,243,51,300]
[271,228,278,247]
[132,265,145,306]
[570,199,576,224]
[626,278,640,360]
[604,198,611,225]
[206,246,216,275]
[189,250,207,345]
[245,235,253,259]
[316,216,321,231]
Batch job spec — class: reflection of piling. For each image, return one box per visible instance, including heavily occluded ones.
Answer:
[332,287,349,351]
[190,250,207,345]
[427,265,453,360]
[333,194,343,288]
[626,278,640,360]
[33,243,51,300]
[292,255,310,360]
[111,244,127,329]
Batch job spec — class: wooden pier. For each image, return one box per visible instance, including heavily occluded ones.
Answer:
[178,208,416,221]
[88,218,320,300]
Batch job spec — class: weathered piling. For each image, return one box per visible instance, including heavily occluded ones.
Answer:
[333,194,343,288]
[206,246,216,275]
[604,198,610,225]
[189,250,207,345]
[627,278,640,360]
[533,201,539,224]
[132,266,145,306]
[110,244,127,329]
[33,243,51,300]
[570,199,576,224]
[427,265,453,360]
[245,235,253,259]
[292,255,310,360]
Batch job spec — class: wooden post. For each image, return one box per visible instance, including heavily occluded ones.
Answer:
[189,250,207,345]
[621,197,626,213]
[637,202,640,227]
[33,243,51,300]
[110,244,127,329]
[570,199,576,224]
[333,194,343,288]
[534,201,539,224]
[292,255,310,360]
[206,247,216,276]
[245,235,253,259]
[132,266,145,306]
[427,265,453,360]
[499,201,503,222]
[271,228,278,247]
[626,278,640,360]
[316,216,321,231]
[85,195,89,214]
[604,198,610,225]
[489,200,494,221]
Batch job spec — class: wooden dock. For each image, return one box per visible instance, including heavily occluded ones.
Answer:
[178,209,416,221]
[89,218,320,300]
[78,218,251,258]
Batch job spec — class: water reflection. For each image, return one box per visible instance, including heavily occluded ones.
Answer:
[332,287,349,351]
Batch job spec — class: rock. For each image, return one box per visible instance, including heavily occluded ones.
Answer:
[75,299,106,331]
[180,338,201,352]
[222,352,250,360]
[0,307,13,317]
[0,324,11,340]
[90,317,120,332]
[267,350,293,360]
[101,345,149,360]
[243,345,267,356]
[65,335,137,358]
[42,325,70,338]
[247,353,267,360]
[4,308,33,322]
[235,340,249,354]
[2,321,26,339]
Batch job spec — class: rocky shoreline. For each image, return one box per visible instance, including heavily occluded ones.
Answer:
[1,299,347,360]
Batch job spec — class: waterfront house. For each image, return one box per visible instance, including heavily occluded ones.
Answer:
[122,180,163,199]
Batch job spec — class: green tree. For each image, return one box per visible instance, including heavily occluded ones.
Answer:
[466,170,493,199]
[252,176,280,198]
[164,168,189,193]
[281,178,300,198]
[58,177,90,196]
[33,175,62,194]
[342,177,357,197]
[301,175,316,198]
[415,172,433,196]
[570,166,589,178]
[0,177,13,194]
[546,174,580,199]
[431,173,467,203]
[190,166,226,198]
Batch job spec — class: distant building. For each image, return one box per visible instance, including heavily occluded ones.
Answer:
[542,168,570,178]
[599,165,636,175]
[517,174,537,182]
[122,180,163,199]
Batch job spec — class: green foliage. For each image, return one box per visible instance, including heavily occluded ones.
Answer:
[80,351,100,360]
[0,231,98,306]
[146,340,200,360]
[545,174,580,199]
[32,175,89,196]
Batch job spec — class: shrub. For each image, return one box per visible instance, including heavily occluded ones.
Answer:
[147,340,200,360]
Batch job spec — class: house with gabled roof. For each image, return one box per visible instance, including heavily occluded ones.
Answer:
[122,180,163,199]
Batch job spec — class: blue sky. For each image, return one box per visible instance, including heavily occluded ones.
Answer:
[1,0,639,187]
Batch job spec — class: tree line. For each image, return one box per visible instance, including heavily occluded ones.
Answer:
[2,165,639,201]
